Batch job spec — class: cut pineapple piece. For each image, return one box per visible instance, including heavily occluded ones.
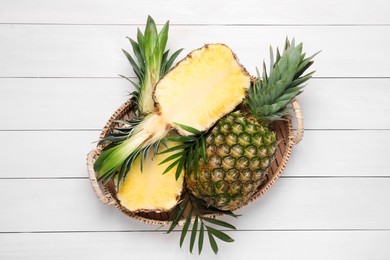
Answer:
[95,44,251,185]
[115,142,184,212]
[155,44,251,135]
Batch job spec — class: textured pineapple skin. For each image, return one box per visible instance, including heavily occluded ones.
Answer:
[187,111,277,211]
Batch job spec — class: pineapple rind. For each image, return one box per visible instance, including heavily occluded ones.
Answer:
[187,111,277,211]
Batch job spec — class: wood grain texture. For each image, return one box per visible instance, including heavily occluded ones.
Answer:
[0,0,389,25]
[1,231,389,260]
[1,130,389,178]
[1,78,390,130]
[0,179,389,232]
[0,25,389,77]
[1,0,389,258]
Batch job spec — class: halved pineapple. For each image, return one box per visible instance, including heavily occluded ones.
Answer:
[115,141,184,212]
[155,44,251,135]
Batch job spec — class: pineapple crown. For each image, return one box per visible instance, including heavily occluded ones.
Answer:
[121,16,183,115]
[244,38,318,125]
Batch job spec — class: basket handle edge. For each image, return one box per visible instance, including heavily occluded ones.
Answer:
[291,98,304,145]
[87,150,116,205]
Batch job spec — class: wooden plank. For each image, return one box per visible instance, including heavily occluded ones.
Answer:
[1,78,390,130]
[0,231,389,259]
[0,25,389,77]
[301,78,390,129]
[0,0,389,25]
[1,130,389,178]
[287,130,390,177]
[0,178,389,232]
[0,78,129,130]
[0,131,98,178]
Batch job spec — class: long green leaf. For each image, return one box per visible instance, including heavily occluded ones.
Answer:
[198,222,205,255]
[158,152,183,165]
[207,228,218,254]
[167,136,198,143]
[175,156,185,180]
[180,208,193,248]
[145,17,159,64]
[186,146,193,176]
[158,144,190,155]
[162,158,181,175]
[200,137,207,163]
[167,199,188,233]
[157,21,169,56]
[206,226,234,243]
[122,49,142,80]
[193,140,199,176]
[201,217,237,230]
[162,48,183,74]
[174,122,201,135]
[128,38,145,71]
[190,216,198,253]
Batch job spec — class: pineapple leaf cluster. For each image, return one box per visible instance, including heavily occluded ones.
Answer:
[244,38,317,125]
[121,15,183,115]
[167,193,239,254]
[159,123,209,180]
[96,118,165,185]
[95,16,183,185]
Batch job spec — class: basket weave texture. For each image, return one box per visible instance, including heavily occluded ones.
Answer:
[87,99,304,226]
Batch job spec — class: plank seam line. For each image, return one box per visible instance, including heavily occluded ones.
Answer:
[1,229,390,234]
[1,76,390,79]
[0,23,390,27]
[1,176,389,180]
[1,129,390,132]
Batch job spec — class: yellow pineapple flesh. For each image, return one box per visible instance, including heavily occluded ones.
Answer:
[155,44,251,135]
[115,141,184,212]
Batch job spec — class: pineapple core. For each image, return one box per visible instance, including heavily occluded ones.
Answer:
[115,142,184,212]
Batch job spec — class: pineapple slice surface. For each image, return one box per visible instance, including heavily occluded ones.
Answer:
[154,44,251,135]
[115,141,184,212]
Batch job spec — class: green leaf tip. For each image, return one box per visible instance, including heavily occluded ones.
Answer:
[166,193,239,255]
[244,38,318,125]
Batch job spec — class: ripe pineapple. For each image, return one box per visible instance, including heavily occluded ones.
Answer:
[94,42,251,211]
[187,39,316,211]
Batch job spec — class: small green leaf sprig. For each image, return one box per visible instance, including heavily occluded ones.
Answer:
[158,123,209,180]
[167,193,240,254]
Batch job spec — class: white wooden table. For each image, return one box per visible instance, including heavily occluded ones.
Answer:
[0,1,389,259]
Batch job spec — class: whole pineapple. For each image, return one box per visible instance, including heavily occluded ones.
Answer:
[187,39,316,210]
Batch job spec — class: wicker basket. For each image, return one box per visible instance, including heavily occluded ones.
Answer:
[87,98,304,225]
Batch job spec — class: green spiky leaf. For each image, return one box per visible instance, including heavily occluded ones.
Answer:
[160,123,209,179]
[198,222,205,254]
[245,38,318,125]
[94,16,182,186]
[180,208,193,247]
[166,193,238,255]
[190,216,198,253]
[201,217,237,230]
[121,16,182,115]
[206,226,234,243]
[207,230,218,254]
